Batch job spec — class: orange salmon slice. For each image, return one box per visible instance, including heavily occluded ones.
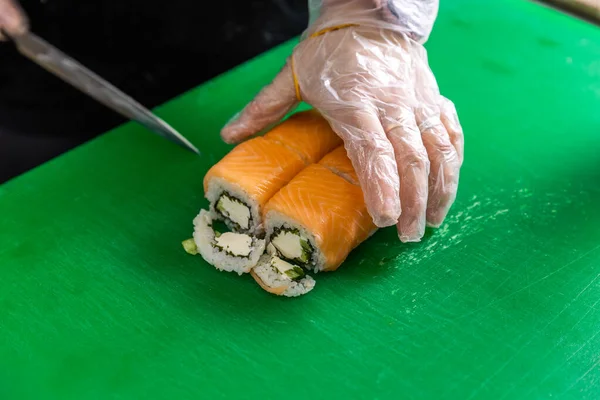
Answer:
[263,110,342,164]
[203,137,305,207]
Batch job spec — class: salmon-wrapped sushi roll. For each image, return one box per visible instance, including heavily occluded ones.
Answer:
[203,110,341,236]
[262,162,377,275]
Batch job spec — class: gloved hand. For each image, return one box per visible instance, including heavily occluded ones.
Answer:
[0,0,28,41]
[221,0,464,243]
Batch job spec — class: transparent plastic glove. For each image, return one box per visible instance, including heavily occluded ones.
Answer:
[221,1,464,243]
[0,0,28,41]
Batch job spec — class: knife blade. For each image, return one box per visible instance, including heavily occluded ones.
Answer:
[12,32,200,155]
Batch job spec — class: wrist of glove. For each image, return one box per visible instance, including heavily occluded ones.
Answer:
[308,0,438,43]
[0,0,29,41]
[222,5,462,244]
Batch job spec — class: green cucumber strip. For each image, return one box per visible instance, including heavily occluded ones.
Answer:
[182,238,198,255]
[284,266,306,280]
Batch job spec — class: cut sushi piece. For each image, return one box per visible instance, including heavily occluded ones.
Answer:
[318,145,359,186]
[192,209,265,275]
[203,137,306,235]
[250,255,316,297]
[264,164,377,272]
[263,110,342,164]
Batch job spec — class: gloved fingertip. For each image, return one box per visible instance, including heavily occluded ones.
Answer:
[426,209,448,228]
[397,212,427,243]
[219,134,236,145]
[372,214,399,228]
[398,232,422,243]
[220,124,243,144]
[371,198,401,228]
[399,222,426,243]
[220,135,238,145]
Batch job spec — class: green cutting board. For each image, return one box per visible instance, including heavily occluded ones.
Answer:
[2,1,600,398]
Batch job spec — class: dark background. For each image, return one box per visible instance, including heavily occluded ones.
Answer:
[0,0,308,183]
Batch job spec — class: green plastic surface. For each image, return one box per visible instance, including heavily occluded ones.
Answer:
[2,1,600,398]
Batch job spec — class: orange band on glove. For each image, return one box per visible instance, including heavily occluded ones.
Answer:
[291,55,302,102]
[309,23,359,38]
[291,23,359,102]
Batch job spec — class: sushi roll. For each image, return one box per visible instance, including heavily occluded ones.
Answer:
[189,210,266,275]
[203,110,341,236]
[250,254,316,297]
[262,162,378,274]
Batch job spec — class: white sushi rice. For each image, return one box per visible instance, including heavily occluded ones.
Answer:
[205,177,264,235]
[193,209,265,275]
[251,255,316,297]
[264,210,327,273]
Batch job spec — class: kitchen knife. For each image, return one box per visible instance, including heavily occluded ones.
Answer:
[11,32,200,154]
